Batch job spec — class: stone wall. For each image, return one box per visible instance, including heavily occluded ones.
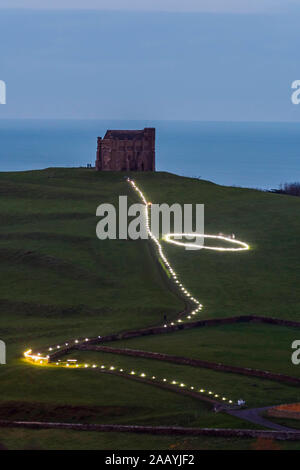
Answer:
[48,314,300,362]
[0,420,299,440]
[79,344,300,386]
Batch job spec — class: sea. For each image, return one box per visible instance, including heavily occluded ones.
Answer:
[0,119,299,189]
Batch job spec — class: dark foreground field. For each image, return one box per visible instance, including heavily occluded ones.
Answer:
[0,168,300,450]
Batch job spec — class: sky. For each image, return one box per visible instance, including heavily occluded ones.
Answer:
[0,2,300,121]
[0,0,299,13]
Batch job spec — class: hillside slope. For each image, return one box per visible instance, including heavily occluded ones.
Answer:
[135,171,300,320]
[0,167,300,449]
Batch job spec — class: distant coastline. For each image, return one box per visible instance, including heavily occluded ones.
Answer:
[0,119,299,189]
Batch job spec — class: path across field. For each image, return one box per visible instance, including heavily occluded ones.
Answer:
[20,179,300,438]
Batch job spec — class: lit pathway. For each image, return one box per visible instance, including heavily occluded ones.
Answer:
[23,178,253,410]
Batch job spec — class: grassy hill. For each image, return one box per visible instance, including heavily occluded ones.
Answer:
[0,167,300,450]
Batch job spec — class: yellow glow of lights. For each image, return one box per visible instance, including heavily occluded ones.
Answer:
[24,349,49,363]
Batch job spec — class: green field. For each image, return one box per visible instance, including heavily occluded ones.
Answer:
[104,323,300,378]
[0,168,300,450]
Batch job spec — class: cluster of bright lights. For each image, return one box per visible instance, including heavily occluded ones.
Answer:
[23,354,233,404]
[24,349,49,364]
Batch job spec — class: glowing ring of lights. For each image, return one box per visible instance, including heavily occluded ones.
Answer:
[164,233,250,252]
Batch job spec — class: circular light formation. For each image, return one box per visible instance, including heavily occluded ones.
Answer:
[164,233,250,252]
